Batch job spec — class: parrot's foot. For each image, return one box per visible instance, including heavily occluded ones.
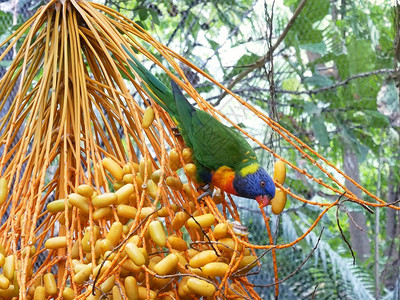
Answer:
[231,221,249,237]
[197,184,212,202]
[171,127,181,136]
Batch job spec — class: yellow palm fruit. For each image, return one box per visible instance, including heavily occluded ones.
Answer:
[43,273,57,295]
[182,183,195,201]
[73,263,92,284]
[186,214,215,229]
[178,277,191,297]
[45,237,67,250]
[122,163,132,175]
[236,255,258,274]
[116,204,137,219]
[217,237,243,252]
[146,179,158,199]
[33,286,46,300]
[148,220,166,247]
[76,184,94,198]
[167,235,188,251]
[113,181,125,191]
[116,183,134,204]
[184,163,197,179]
[125,276,139,300]
[68,193,89,214]
[106,222,123,246]
[112,285,123,300]
[271,188,287,215]
[125,242,146,266]
[47,199,71,213]
[189,250,218,268]
[142,106,155,129]
[92,261,111,278]
[150,169,162,184]
[81,226,100,253]
[187,248,199,258]
[213,223,228,239]
[0,275,10,290]
[186,278,216,297]
[138,286,157,299]
[166,176,183,190]
[0,177,8,205]
[172,211,189,230]
[93,207,112,220]
[139,158,153,180]
[153,253,179,275]
[139,206,154,219]
[132,162,140,173]
[182,147,193,163]
[134,175,143,191]
[62,287,75,300]
[169,148,181,171]
[123,173,134,184]
[102,157,124,181]
[157,206,170,217]
[203,262,229,277]
[100,275,115,293]
[92,192,117,207]
[0,253,5,267]
[273,159,286,185]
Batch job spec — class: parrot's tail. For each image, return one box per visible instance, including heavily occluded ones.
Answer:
[123,45,178,117]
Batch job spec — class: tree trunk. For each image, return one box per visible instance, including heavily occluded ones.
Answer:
[342,145,371,262]
[383,162,400,291]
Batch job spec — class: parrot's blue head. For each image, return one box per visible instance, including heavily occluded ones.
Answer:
[233,164,276,207]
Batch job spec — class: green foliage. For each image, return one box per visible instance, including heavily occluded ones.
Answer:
[277,213,376,299]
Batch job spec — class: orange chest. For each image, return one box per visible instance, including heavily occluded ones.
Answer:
[211,166,237,195]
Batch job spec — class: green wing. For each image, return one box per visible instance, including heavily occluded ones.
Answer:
[171,82,257,170]
[190,111,257,170]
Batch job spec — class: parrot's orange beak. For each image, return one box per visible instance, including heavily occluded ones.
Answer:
[256,195,270,208]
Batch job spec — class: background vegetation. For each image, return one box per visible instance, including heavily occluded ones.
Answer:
[0,0,398,299]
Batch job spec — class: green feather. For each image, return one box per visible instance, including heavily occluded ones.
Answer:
[171,81,258,170]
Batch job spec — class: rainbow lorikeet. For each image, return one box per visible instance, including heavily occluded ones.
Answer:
[125,52,276,207]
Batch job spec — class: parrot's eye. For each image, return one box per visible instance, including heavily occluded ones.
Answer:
[260,181,266,188]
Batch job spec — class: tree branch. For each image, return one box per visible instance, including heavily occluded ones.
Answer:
[208,68,396,104]
[274,68,397,95]
[216,0,309,103]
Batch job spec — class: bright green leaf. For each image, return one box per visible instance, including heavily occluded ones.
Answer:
[282,78,301,91]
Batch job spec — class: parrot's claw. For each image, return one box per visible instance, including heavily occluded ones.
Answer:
[196,184,212,202]
[197,184,210,191]
[197,190,212,202]
[171,127,181,136]
[231,221,249,237]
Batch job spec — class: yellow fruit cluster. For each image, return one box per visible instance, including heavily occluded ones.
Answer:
[35,154,260,299]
